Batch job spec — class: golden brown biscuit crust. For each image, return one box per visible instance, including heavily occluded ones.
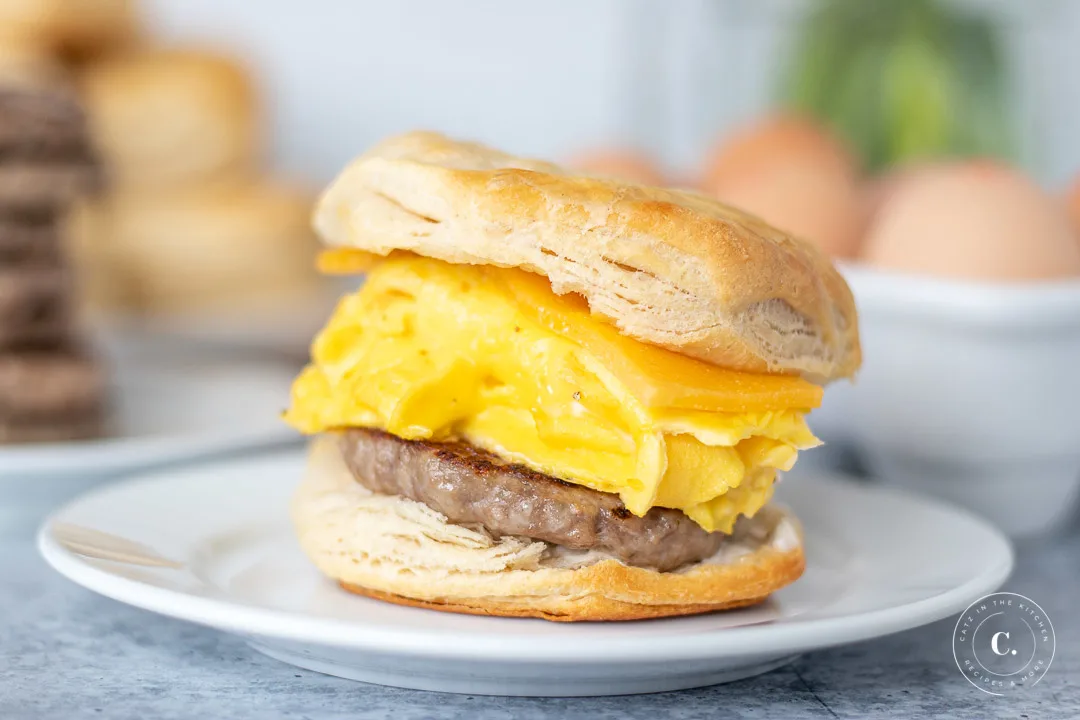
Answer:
[313,131,860,381]
[318,541,804,623]
[340,583,771,622]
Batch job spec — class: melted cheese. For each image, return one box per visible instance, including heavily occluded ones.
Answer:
[316,248,383,275]
[286,255,822,533]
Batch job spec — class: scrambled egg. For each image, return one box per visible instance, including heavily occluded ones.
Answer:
[286,255,822,533]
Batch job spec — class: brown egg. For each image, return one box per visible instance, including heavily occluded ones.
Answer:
[701,115,865,257]
[569,149,665,186]
[1065,174,1080,239]
[864,162,943,226]
[862,160,1080,280]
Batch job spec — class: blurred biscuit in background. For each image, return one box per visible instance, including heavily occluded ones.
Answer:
[0,0,138,64]
[0,37,68,89]
[79,49,259,190]
[64,199,135,316]
[39,0,140,63]
[72,179,320,316]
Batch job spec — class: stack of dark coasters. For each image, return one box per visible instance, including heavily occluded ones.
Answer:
[0,88,105,443]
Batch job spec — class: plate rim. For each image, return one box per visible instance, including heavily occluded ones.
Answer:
[37,451,1014,663]
[1,429,303,480]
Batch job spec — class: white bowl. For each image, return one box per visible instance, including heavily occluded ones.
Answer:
[838,262,1080,537]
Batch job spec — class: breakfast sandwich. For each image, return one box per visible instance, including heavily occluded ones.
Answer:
[286,132,860,621]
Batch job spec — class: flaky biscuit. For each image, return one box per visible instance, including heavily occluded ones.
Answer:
[314,131,860,380]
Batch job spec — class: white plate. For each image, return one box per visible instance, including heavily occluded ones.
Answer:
[38,451,1013,697]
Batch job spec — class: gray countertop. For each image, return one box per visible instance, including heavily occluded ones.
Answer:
[3,514,1078,720]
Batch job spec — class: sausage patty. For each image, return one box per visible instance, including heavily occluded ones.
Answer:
[338,428,724,571]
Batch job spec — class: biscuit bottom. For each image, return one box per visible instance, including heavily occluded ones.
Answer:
[339,582,771,622]
[294,437,806,622]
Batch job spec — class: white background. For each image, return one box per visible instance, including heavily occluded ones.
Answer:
[141,0,1080,188]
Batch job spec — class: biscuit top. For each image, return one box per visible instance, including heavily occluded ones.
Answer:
[314,131,860,381]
